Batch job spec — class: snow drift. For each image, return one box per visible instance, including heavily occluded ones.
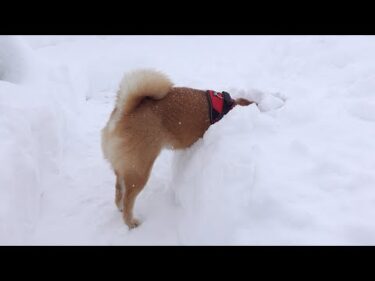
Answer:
[0,36,87,244]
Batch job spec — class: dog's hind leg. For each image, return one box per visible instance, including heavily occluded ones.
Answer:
[114,171,124,212]
[120,144,161,229]
[122,172,147,229]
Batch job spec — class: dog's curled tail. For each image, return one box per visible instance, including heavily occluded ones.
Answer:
[116,69,173,115]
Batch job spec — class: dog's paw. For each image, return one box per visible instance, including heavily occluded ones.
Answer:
[126,218,141,229]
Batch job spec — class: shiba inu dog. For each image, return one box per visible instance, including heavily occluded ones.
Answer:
[101,69,254,229]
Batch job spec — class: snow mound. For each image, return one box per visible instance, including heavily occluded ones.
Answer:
[0,36,88,244]
[0,82,65,244]
[172,104,260,244]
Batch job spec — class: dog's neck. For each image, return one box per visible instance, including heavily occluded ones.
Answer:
[206,90,235,124]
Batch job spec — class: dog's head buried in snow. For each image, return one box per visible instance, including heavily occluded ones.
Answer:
[101,69,255,229]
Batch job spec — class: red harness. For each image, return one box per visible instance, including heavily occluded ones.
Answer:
[206,90,236,124]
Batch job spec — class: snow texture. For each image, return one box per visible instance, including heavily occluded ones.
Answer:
[1,35,375,245]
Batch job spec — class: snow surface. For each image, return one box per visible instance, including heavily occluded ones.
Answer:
[1,35,375,245]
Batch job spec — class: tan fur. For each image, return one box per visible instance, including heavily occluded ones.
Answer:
[101,69,253,229]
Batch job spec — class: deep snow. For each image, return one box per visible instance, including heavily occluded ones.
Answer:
[1,35,375,245]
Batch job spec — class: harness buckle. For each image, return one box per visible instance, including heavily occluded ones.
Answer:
[213,91,223,99]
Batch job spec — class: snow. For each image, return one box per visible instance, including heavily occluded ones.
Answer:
[1,35,375,245]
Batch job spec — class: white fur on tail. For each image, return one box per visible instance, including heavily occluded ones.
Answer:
[117,69,173,114]
[102,69,173,167]
[107,69,173,131]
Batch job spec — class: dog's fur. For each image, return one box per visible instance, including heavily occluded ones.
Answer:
[101,69,254,229]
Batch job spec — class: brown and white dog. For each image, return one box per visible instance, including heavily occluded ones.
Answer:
[101,69,254,229]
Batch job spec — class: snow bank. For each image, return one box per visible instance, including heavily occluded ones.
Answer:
[172,105,259,244]
[0,36,37,83]
[0,36,87,244]
[171,90,285,244]
[172,86,375,245]
[0,82,65,244]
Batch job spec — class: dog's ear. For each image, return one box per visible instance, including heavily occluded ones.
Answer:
[234,98,255,106]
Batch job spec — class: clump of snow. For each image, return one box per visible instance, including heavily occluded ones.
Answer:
[230,88,286,112]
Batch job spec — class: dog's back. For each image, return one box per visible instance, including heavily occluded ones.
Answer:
[146,87,211,149]
[102,71,211,165]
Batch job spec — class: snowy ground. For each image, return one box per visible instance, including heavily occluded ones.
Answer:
[1,35,375,245]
